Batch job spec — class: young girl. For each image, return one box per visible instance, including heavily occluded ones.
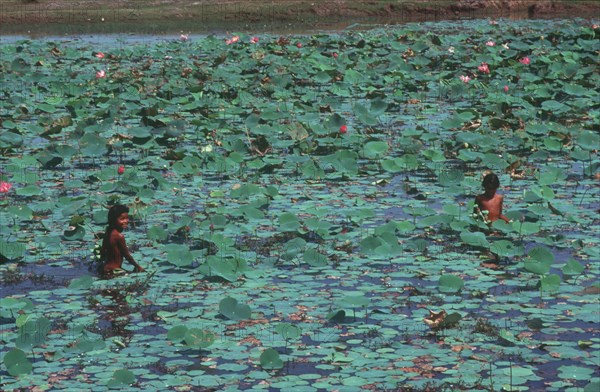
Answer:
[100,204,144,274]
[474,172,510,224]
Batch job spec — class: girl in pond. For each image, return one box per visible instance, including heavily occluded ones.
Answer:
[100,204,145,274]
[474,172,510,224]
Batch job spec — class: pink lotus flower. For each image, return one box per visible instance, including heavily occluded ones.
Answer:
[0,182,12,193]
[459,75,471,83]
[117,166,125,175]
[180,34,189,42]
[504,85,509,93]
[250,36,259,44]
[96,70,106,78]
[486,41,495,47]
[95,52,105,59]
[489,19,498,25]
[477,62,490,74]
[296,42,302,48]
[519,57,530,65]
[339,125,347,134]
[332,52,338,58]
[225,35,240,45]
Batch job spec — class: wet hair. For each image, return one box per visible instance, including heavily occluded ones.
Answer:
[100,204,129,261]
[482,173,500,189]
[107,204,129,230]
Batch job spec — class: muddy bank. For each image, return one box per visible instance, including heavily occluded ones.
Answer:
[1,0,598,35]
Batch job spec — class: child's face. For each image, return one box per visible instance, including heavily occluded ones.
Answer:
[115,212,129,230]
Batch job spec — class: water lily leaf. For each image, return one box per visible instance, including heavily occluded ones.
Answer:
[438,169,464,186]
[584,381,600,392]
[63,225,85,241]
[303,248,328,267]
[439,274,464,293]
[167,325,188,343]
[260,348,283,370]
[279,212,300,232]
[490,240,524,258]
[562,259,584,277]
[68,275,94,290]
[0,239,26,260]
[498,329,519,346]
[460,231,489,248]
[3,348,32,377]
[353,102,378,126]
[528,246,554,264]
[577,130,599,151]
[275,323,301,341]
[79,132,107,157]
[107,369,136,389]
[219,297,251,321]
[327,309,346,323]
[339,294,371,308]
[524,246,553,274]
[557,365,594,380]
[147,226,168,242]
[525,123,548,136]
[205,256,246,282]
[540,274,561,293]
[524,260,551,275]
[439,312,462,328]
[7,205,33,220]
[184,328,216,349]
[362,141,389,159]
[165,244,194,267]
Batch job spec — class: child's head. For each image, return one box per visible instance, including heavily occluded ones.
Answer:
[482,172,500,191]
[107,204,130,230]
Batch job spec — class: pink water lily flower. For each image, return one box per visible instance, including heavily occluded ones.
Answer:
[0,182,12,193]
[332,52,338,58]
[180,34,189,42]
[95,52,105,59]
[504,85,509,93]
[519,57,530,65]
[96,70,106,78]
[459,75,471,83]
[226,35,240,45]
[250,36,259,44]
[478,62,490,74]
[486,41,495,47]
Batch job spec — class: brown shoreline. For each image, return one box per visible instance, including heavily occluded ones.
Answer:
[1,0,598,35]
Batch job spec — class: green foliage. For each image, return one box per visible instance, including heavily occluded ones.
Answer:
[3,348,32,376]
[219,297,251,321]
[260,348,284,370]
[438,274,464,294]
[0,18,598,391]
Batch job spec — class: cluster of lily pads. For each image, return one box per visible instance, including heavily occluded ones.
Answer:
[1,17,599,391]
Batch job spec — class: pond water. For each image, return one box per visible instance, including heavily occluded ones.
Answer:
[1,16,599,392]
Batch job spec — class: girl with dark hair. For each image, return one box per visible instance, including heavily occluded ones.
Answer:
[100,204,144,274]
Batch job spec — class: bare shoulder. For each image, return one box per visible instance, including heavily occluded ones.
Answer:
[110,229,124,241]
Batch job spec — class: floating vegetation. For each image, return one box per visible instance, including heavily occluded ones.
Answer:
[1,17,599,391]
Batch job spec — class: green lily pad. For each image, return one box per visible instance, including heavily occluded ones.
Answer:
[260,348,284,370]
